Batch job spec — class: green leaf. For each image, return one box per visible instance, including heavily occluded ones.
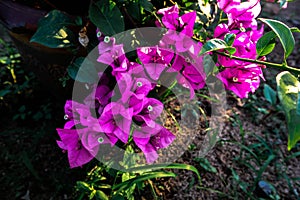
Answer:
[203,54,218,76]
[140,0,154,12]
[128,163,201,182]
[194,157,217,173]
[112,171,176,194]
[30,10,76,48]
[95,190,109,200]
[224,33,236,46]
[127,1,141,21]
[0,89,11,97]
[199,38,236,55]
[21,151,40,180]
[263,84,277,105]
[259,18,295,59]
[67,57,98,84]
[256,31,276,57]
[291,27,300,33]
[76,181,92,192]
[89,1,125,36]
[276,71,300,150]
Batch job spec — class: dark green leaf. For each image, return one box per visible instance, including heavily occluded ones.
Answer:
[111,194,125,200]
[76,181,92,192]
[21,151,40,180]
[67,57,98,84]
[30,10,76,48]
[256,31,276,57]
[89,1,124,36]
[259,18,295,59]
[203,54,218,76]
[194,157,217,173]
[0,89,11,97]
[140,0,154,12]
[95,190,109,200]
[224,33,236,46]
[199,39,236,55]
[276,71,300,150]
[127,1,141,21]
[255,155,275,183]
[263,84,277,105]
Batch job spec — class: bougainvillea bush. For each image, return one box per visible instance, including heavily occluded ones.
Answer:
[31,0,300,198]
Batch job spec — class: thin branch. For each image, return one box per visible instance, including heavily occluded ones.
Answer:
[215,51,300,75]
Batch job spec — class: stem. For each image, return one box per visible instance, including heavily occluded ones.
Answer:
[215,52,300,75]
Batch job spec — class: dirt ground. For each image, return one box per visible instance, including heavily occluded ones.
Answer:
[159,1,300,199]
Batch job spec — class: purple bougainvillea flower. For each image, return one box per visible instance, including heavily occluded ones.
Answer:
[137,46,174,80]
[157,5,196,37]
[217,64,263,98]
[158,10,196,50]
[143,63,166,81]
[157,4,179,29]
[217,0,261,28]
[118,73,152,101]
[96,28,105,42]
[79,128,118,157]
[137,46,174,65]
[98,36,116,54]
[97,43,136,80]
[182,64,206,90]
[214,22,263,67]
[98,102,133,143]
[56,128,94,168]
[63,100,92,129]
[134,98,163,128]
[97,44,127,69]
[133,123,176,163]
[179,11,197,37]
[84,83,113,115]
[217,0,240,13]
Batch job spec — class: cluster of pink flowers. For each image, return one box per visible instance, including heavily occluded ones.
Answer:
[57,1,266,168]
[215,0,265,98]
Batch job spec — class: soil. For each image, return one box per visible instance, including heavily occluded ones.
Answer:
[159,1,300,200]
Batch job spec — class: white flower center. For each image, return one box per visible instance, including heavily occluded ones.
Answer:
[104,36,110,43]
[147,105,153,111]
[64,114,69,120]
[98,137,104,143]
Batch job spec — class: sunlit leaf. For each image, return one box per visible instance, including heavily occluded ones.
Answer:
[224,33,236,46]
[276,71,300,150]
[256,31,276,57]
[112,171,176,194]
[200,38,236,55]
[30,10,76,48]
[128,163,201,182]
[259,18,295,59]
[95,190,109,200]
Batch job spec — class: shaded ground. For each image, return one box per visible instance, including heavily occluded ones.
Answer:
[161,1,300,199]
